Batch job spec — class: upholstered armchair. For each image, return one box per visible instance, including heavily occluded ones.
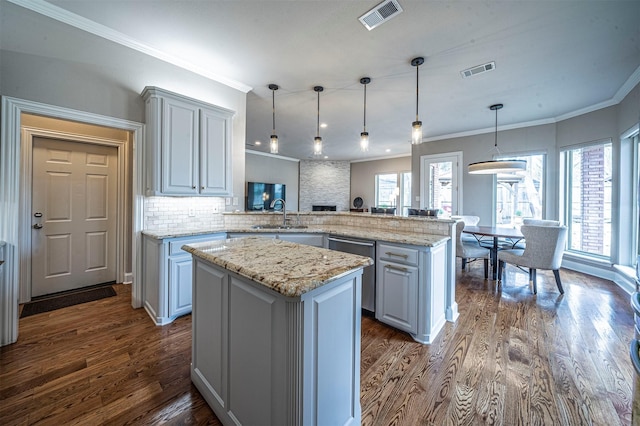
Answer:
[452,215,480,243]
[455,220,490,279]
[497,224,567,294]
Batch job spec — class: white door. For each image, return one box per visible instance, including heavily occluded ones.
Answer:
[31,137,117,297]
[420,152,462,216]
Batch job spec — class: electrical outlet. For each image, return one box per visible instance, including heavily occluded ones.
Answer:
[225,197,231,206]
[232,197,238,206]
[188,208,195,217]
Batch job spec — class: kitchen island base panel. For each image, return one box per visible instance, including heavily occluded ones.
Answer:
[191,257,362,426]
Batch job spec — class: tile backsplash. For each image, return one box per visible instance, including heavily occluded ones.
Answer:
[144,196,225,230]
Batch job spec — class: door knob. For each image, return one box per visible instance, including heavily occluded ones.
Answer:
[33,223,43,229]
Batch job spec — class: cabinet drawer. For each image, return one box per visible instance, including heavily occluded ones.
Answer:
[169,233,226,256]
[377,243,419,266]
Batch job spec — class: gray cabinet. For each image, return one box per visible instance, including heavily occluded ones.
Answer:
[376,243,419,334]
[142,233,226,325]
[376,241,448,344]
[142,86,234,196]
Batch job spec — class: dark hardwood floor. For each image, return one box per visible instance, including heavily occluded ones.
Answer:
[1,263,635,425]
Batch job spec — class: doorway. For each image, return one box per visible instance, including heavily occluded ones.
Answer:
[31,137,117,297]
[420,152,463,216]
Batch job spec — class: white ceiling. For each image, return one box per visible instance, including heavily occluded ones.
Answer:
[5,0,640,161]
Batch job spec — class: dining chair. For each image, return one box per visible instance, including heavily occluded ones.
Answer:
[497,224,567,294]
[452,215,481,243]
[455,220,490,279]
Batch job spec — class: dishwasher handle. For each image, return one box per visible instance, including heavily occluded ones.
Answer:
[327,237,375,247]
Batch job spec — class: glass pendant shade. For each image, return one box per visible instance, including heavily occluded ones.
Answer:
[360,132,369,152]
[313,86,323,156]
[314,136,322,155]
[268,83,279,154]
[410,57,425,145]
[468,103,527,174]
[411,120,422,145]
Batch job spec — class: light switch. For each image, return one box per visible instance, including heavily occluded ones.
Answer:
[225,197,231,205]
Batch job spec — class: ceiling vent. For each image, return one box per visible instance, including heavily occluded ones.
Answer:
[460,61,496,78]
[359,0,403,31]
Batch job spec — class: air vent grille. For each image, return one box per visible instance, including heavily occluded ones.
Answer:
[460,61,496,78]
[359,0,403,31]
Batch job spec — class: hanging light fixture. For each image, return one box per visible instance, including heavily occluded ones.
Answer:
[268,84,279,154]
[313,86,323,156]
[468,103,527,174]
[360,77,371,152]
[410,56,424,145]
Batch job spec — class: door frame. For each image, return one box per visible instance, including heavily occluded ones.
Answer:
[419,151,463,215]
[1,96,144,346]
[21,128,127,302]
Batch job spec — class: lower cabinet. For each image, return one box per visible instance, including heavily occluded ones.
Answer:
[376,259,418,334]
[142,232,226,325]
[191,256,362,425]
[375,241,447,344]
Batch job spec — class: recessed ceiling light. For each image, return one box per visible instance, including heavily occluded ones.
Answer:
[255,141,261,146]
[385,148,391,152]
[320,123,328,128]
[324,156,328,159]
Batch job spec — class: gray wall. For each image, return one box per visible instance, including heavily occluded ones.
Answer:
[299,160,350,211]
[0,2,248,208]
[350,156,411,210]
[245,151,300,211]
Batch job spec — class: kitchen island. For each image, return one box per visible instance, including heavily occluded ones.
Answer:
[182,236,373,426]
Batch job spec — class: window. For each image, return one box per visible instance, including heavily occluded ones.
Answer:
[375,172,411,215]
[495,154,545,226]
[560,141,612,258]
[420,152,462,216]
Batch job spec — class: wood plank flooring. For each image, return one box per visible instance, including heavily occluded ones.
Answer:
[1,263,635,425]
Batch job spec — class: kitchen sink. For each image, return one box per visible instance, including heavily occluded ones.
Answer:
[251,224,308,230]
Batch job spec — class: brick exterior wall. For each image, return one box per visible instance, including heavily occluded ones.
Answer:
[580,146,605,254]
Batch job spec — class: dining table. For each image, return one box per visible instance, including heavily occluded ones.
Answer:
[462,225,524,280]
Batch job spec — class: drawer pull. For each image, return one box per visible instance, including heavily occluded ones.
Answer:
[385,264,408,273]
[386,251,408,259]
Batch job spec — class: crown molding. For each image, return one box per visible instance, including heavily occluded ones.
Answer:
[245,149,300,162]
[6,0,252,94]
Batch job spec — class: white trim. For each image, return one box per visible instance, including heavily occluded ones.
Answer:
[6,0,252,94]
[0,96,144,346]
[20,127,129,303]
[350,153,411,163]
[559,137,613,152]
[245,149,300,162]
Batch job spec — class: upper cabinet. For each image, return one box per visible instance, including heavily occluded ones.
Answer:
[142,87,234,196]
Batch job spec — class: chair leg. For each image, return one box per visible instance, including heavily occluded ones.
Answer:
[483,258,488,280]
[553,269,564,294]
[497,260,503,283]
[461,258,467,270]
[531,269,537,294]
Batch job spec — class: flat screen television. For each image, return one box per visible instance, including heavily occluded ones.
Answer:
[246,182,286,211]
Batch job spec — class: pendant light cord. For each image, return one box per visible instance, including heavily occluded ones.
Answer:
[316,90,320,136]
[415,64,419,121]
[494,106,498,149]
[363,83,367,131]
[272,89,276,135]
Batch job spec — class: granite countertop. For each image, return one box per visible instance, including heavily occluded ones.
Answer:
[182,237,373,297]
[143,225,449,247]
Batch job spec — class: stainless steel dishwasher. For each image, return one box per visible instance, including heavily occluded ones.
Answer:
[327,235,376,313]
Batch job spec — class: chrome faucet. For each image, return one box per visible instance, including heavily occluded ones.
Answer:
[270,198,286,226]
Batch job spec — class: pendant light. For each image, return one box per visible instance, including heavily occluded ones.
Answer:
[360,77,371,152]
[313,86,323,156]
[268,84,279,154]
[468,103,527,174]
[411,57,424,145]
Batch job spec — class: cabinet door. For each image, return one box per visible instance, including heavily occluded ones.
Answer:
[376,260,418,334]
[169,256,193,318]
[162,97,199,195]
[200,107,232,195]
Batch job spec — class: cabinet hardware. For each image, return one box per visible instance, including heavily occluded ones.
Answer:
[385,264,408,273]
[386,251,408,259]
